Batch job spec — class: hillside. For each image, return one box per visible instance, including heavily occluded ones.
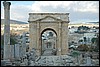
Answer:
[1,19,28,25]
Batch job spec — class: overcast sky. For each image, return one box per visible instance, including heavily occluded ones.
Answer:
[1,1,99,23]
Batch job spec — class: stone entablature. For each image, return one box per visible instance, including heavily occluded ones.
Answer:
[28,13,69,22]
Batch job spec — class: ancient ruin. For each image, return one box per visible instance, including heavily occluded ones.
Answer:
[28,13,70,56]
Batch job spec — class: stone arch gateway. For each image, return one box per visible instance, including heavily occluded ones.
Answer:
[28,13,70,56]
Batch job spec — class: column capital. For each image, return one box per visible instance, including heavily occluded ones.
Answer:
[3,1,11,10]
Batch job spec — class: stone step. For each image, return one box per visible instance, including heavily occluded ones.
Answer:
[42,49,53,56]
[1,60,12,66]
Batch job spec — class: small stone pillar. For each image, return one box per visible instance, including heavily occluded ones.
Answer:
[22,32,26,57]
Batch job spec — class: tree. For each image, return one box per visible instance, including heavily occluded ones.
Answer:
[77,26,90,33]
[72,51,80,57]
[78,39,83,44]
[83,37,87,44]
[71,51,80,65]
[91,37,97,44]
[96,35,99,51]
[91,36,99,52]
[77,44,89,51]
[78,39,83,42]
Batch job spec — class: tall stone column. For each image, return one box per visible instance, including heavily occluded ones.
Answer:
[3,1,11,60]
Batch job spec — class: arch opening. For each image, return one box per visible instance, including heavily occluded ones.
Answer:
[41,28,57,56]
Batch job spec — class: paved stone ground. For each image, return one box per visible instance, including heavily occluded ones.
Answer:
[34,56,60,66]
[33,55,73,66]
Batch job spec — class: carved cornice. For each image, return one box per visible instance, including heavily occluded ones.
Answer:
[35,16,62,22]
[28,13,69,23]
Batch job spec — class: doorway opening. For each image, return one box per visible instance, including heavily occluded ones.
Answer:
[41,28,57,56]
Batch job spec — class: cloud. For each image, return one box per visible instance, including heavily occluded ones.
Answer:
[31,1,73,12]
[31,1,99,13]
[10,5,32,22]
[31,1,99,23]
[1,1,99,23]
[70,11,99,23]
[73,1,99,13]
[1,4,32,22]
